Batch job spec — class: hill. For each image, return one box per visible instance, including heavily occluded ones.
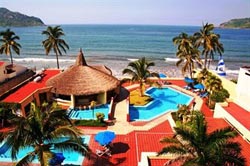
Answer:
[0,8,45,27]
[219,18,250,29]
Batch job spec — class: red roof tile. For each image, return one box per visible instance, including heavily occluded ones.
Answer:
[223,102,250,130]
[0,61,4,66]
[3,69,60,103]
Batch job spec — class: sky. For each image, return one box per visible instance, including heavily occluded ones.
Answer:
[1,0,250,26]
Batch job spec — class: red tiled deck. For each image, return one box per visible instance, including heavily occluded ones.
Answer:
[83,121,173,166]
[223,102,250,130]
[3,69,60,103]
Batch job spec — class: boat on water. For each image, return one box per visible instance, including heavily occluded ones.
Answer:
[216,57,226,76]
[164,58,179,62]
[127,58,139,62]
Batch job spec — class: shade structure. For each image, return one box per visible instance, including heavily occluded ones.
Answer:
[95,131,116,146]
[194,83,204,90]
[184,77,194,83]
[159,73,167,78]
[46,50,120,96]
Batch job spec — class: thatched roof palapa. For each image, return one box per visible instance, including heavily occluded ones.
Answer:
[46,49,120,96]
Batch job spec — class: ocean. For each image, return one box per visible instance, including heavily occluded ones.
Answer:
[0,24,249,78]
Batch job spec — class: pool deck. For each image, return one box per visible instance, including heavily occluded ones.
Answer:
[1,80,250,166]
[82,80,250,166]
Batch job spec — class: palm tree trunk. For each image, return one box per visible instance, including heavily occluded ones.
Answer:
[9,46,13,65]
[139,82,143,97]
[55,53,60,69]
[189,64,192,78]
[204,53,208,69]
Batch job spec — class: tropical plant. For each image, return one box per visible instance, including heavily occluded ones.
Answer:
[122,57,159,96]
[96,112,105,123]
[90,100,97,119]
[173,104,192,124]
[158,112,246,166]
[0,102,90,166]
[194,23,224,69]
[0,28,21,64]
[173,32,201,78]
[42,26,69,69]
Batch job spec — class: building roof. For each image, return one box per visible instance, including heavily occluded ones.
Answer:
[223,102,250,130]
[3,69,60,103]
[0,61,4,67]
[46,50,120,96]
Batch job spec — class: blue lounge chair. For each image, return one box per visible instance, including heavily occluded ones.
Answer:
[0,142,10,158]
[200,92,208,98]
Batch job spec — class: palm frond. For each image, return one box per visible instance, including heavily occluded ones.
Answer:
[14,151,36,166]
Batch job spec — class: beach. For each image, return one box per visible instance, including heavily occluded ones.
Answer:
[10,56,239,81]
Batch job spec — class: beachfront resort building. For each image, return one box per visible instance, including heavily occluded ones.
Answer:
[0,61,35,99]
[214,66,250,141]
[0,50,120,116]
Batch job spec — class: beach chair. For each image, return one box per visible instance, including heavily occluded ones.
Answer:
[96,146,112,157]
[0,142,9,158]
[200,92,208,98]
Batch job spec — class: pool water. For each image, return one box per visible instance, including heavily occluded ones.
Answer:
[129,87,193,121]
[69,104,110,120]
[0,136,90,165]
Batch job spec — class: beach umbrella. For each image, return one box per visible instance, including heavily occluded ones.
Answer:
[184,77,194,83]
[194,83,204,90]
[95,131,116,146]
[49,153,65,165]
[159,73,167,78]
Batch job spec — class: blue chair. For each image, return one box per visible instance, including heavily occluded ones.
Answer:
[0,142,10,158]
[49,152,65,166]
[200,92,208,98]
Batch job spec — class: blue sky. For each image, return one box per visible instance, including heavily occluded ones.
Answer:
[1,0,250,26]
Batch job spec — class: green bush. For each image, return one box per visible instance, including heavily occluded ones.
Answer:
[210,88,229,103]
[96,112,105,123]
[74,119,106,127]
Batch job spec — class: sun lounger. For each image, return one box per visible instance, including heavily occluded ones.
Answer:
[96,146,112,157]
[0,142,9,158]
[183,85,191,90]
[200,92,208,98]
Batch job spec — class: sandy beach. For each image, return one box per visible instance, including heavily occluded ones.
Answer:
[12,57,238,81]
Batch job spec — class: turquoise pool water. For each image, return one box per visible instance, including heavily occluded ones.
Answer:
[129,87,193,121]
[69,104,110,120]
[0,136,90,165]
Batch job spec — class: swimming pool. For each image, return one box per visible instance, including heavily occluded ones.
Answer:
[129,87,193,121]
[0,136,90,165]
[69,104,110,120]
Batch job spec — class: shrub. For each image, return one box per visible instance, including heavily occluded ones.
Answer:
[96,112,105,123]
[210,88,229,103]
[74,119,106,127]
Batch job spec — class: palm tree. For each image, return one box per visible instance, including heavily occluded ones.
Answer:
[42,26,69,69]
[122,57,159,96]
[0,29,21,65]
[173,33,201,78]
[158,112,245,166]
[194,23,224,69]
[0,102,90,166]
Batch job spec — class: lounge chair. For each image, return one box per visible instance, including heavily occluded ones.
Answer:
[0,142,9,158]
[183,85,191,90]
[96,146,112,157]
[200,92,208,98]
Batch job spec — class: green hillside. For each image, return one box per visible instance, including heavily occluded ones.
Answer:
[0,8,45,27]
[219,18,250,29]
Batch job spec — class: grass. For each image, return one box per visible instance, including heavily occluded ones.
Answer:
[129,89,153,106]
